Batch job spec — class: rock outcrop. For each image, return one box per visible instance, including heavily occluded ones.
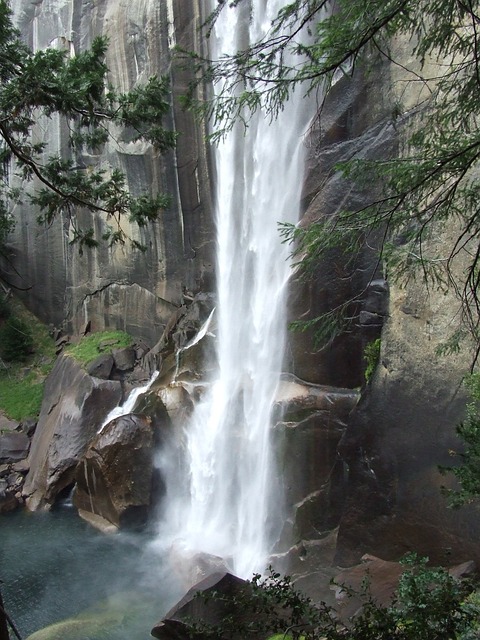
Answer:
[272,376,359,551]
[0,415,36,513]
[74,413,163,532]
[335,270,480,567]
[286,60,392,389]
[332,555,478,621]
[22,354,123,510]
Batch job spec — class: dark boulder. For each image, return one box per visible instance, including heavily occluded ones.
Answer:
[74,413,161,531]
[22,354,123,511]
[152,568,315,640]
[86,353,114,379]
[0,477,19,513]
[151,573,256,640]
[112,346,136,372]
[0,414,19,432]
[0,431,30,463]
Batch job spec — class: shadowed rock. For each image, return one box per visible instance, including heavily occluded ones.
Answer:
[86,354,114,379]
[152,573,257,640]
[74,413,162,531]
[0,432,30,463]
[22,355,123,511]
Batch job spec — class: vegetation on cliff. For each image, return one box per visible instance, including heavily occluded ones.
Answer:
[65,330,133,367]
[0,295,55,420]
[0,0,175,262]
[441,372,480,507]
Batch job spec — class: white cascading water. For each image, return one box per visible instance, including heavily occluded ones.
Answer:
[98,371,159,433]
[157,0,314,578]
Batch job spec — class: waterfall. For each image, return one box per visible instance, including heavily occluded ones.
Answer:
[98,371,159,433]
[156,0,313,579]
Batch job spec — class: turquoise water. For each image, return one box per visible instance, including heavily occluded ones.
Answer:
[0,506,178,639]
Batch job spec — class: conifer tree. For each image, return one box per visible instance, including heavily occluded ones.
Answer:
[0,0,176,256]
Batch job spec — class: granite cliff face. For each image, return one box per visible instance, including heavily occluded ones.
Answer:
[5,0,214,345]
[5,2,480,580]
[287,42,480,572]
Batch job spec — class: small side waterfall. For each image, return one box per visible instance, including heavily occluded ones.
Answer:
[99,371,159,433]
[156,1,314,578]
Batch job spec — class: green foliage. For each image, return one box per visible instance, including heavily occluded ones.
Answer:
[0,294,10,320]
[0,371,45,421]
[0,315,33,362]
[440,372,480,507]
[364,338,381,383]
[188,559,478,640]
[0,296,55,419]
[0,0,176,255]
[65,330,133,366]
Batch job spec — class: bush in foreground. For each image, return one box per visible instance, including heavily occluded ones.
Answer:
[188,556,479,640]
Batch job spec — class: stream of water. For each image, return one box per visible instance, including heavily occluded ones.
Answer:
[154,0,313,579]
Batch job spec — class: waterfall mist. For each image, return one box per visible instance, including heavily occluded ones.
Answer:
[155,0,314,579]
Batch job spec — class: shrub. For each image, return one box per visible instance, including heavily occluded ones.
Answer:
[0,295,11,320]
[187,558,478,640]
[0,316,34,362]
[440,372,480,507]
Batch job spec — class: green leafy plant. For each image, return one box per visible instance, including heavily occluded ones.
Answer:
[185,558,478,640]
[440,372,480,507]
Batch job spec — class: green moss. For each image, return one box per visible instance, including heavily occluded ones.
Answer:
[364,337,381,384]
[65,330,133,366]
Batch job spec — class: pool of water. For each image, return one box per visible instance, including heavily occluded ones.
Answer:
[0,506,180,639]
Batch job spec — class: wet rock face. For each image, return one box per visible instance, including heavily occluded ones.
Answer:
[335,259,480,567]
[272,377,359,559]
[286,62,392,388]
[283,39,480,569]
[74,413,164,531]
[5,0,214,344]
